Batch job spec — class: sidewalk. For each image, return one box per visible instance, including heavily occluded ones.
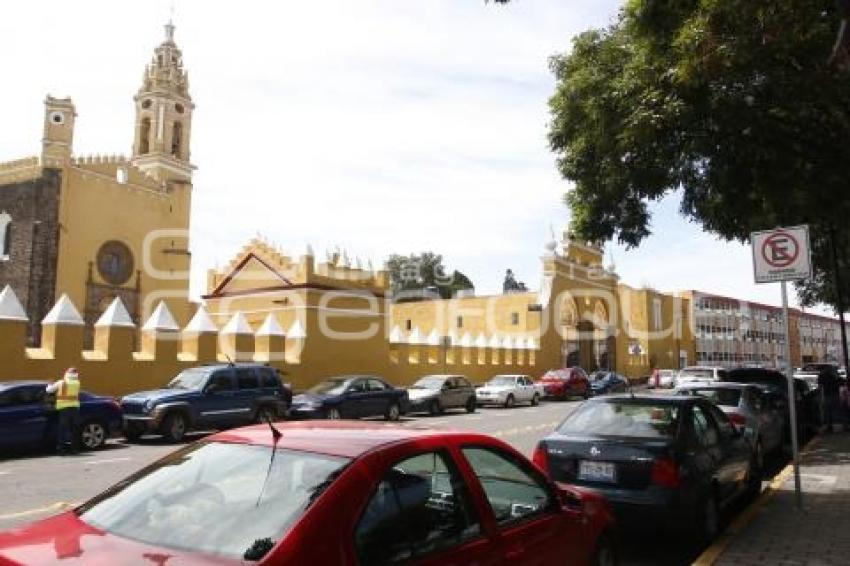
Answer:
[707,432,850,566]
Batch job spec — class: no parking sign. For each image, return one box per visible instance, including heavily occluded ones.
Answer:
[751,225,812,284]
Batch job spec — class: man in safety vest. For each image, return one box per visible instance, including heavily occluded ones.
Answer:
[46,368,81,454]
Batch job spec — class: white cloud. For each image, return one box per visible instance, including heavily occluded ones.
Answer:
[0,0,832,317]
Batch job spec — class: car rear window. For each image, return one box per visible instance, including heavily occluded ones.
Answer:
[684,388,741,407]
[78,442,350,560]
[557,401,680,438]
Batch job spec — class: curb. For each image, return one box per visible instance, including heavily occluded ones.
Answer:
[692,436,819,566]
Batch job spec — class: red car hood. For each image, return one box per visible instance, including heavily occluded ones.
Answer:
[0,512,237,566]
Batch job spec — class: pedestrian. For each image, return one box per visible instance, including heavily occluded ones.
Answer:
[46,367,81,454]
[817,365,842,433]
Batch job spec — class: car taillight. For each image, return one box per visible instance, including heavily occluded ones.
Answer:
[532,443,550,475]
[727,412,747,428]
[650,456,680,488]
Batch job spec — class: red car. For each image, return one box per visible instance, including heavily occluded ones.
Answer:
[0,422,616,566]
[537,368,591,400]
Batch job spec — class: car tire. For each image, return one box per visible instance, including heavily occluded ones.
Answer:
[590,534,618,566]
[161,412,188,443]
[531,393,540,406]
[326,407,341,420]
[583,387,590,400]
[255,405,277,424]
[429,400,442,416]
[465,397,476,413]
[385,403,401,421]
[79,421,107,450]
[745,457,762,502]
[504,395,515,409]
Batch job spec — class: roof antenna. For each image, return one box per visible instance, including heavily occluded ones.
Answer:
[255,412,282,508]
[223,352,235,367]
[265,411,282,441]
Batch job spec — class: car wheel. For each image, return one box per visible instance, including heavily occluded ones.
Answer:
[326,407,341,420]
[583,387,590,400]
[79,421,107,450]
[590,534,618,566]
[429,399,442,416]
[385,403,401,421]
[531,393,540,406]
[504,394,515,409]
[161,412,188,443]
[465,397,476,413]
[255,405,277,424]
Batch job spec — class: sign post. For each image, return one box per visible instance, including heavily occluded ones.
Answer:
[752,225,812,510]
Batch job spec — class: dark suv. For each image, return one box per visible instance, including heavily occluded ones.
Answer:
[121,364,292,442]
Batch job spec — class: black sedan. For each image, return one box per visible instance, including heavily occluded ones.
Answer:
[288,375,409,421]
[0,380,123,453]
[590,371,629,396]
[533,395,759,543]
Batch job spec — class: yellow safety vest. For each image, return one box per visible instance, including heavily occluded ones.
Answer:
[56,379,80,410]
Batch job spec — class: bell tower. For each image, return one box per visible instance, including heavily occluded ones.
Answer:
[42,96,76,165]
[130,21,194,184]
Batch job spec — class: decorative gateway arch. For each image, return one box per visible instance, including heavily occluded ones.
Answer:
[558,295,615,371]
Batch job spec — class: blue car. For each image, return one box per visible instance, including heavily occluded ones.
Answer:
[0,380,122,454]
[289,375,409,420]
[590,371,629,396]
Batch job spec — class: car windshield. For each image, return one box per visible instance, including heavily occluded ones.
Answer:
[78,442,350,560]
[307,378,349,395]
[167,369,210,390]
[679,368,714,379]
[487,376,516,386]
[411,377,445,390]
[682,388,741,407]
[592,372,609,381]
[557,401,680,439]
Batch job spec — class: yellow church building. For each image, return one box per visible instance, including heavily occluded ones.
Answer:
[0,22,696,396]
[0,22,194,348]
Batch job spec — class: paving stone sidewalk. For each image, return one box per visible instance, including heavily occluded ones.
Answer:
[715,432,850,566]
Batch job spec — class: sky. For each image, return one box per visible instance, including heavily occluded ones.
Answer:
[0,0,832,315]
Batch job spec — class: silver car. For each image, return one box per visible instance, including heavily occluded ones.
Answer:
[674,382,784,469]
[406,375,477,415]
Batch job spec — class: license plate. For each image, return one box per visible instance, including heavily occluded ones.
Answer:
[578,460,616,483]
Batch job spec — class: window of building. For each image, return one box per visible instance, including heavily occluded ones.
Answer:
[139,117,151,154]
[171,121,183,158]
[405,319,412,331]
[0,212,11,259]
[510,312,519,326]
[355,451,480,564]
[456,316,463,329]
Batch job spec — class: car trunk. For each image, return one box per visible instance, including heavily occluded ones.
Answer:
[543,436,676,490]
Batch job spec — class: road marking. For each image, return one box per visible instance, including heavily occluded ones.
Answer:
[83,457,131,465]
[0,471,10,476]
[492,421,559,438]
[0,501,78,521]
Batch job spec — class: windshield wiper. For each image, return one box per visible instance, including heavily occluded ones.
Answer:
[243,537,275,561]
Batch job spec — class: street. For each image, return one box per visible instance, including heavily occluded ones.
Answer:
[0,397,790,565]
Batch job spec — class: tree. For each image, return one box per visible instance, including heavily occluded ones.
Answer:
[547,0,850,317]
[385,252,475,301]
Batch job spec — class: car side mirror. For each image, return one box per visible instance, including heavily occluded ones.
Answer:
[556,485,583,512]
[205,383,220,394]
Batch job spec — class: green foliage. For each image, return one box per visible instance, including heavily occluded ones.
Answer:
[548,0,850,312]
[385,252,474,301]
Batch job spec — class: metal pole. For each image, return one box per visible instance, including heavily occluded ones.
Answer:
[782,280,803,510]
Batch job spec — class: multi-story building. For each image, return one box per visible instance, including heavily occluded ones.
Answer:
[687,291,849,369]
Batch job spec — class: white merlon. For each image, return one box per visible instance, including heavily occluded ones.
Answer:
[255,313,285,337]
[94,297,135,328]
[526,337,538,350]
[222,311,253,335]
[475,333,487,348]
[407,327,422,345]
[426,329,440,346]
[184,305,217,333]
[287,319,306,339]
[389,325,404,343]
[142,301,180,332]
[501,336,514,349]
[459,332,472,347]
[488,335,501,349]
[0,285,28,321]
[42,294,84,326]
